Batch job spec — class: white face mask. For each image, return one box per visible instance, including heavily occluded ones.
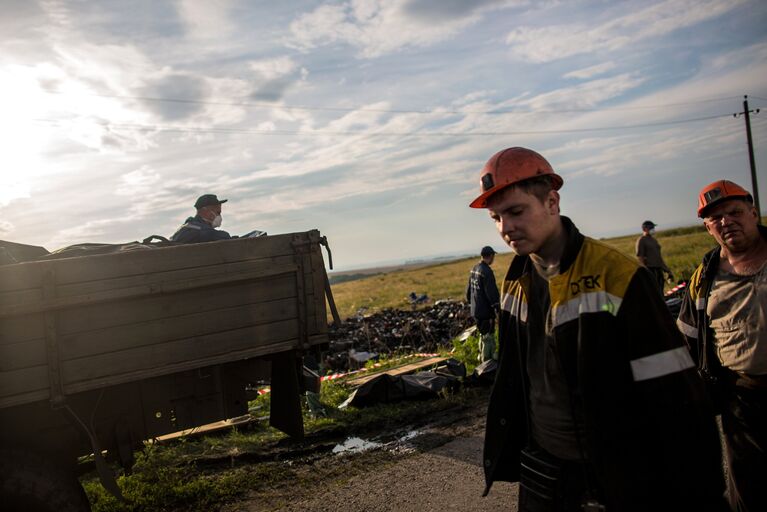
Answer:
[211,214,222,228]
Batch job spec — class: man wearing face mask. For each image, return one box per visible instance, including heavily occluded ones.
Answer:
[636,220,673,294]
[170,194,232,243]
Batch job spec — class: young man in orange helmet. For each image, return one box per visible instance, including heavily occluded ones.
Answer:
[677,180,767,512]
[472,147,725,511]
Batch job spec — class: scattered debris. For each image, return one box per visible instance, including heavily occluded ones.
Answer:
[325,300,471,373]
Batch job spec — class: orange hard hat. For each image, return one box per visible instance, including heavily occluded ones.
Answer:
[469,147,563,208]
[697,180,753,217]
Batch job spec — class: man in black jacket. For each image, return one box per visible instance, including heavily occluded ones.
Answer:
[470,147,725,511]
[466,245,500,362]
[677,179,767,512]
[170,194,232,243]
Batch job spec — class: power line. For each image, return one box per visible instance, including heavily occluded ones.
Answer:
[41,90,742,116]
[33,112,734,137]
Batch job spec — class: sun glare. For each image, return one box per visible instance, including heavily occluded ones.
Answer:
[0,66,52,207]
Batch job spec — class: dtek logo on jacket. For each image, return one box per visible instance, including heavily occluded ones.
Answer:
[501,238,636,326]
[570,274,601,295]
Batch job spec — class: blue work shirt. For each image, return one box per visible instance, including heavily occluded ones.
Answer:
[170,215,231,243]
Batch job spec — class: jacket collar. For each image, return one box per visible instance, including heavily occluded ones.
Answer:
[506,216,584,280]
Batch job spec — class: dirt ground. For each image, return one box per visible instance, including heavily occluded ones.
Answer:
[220,391,518,511]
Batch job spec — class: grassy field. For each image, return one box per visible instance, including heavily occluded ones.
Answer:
[329,222,735,320]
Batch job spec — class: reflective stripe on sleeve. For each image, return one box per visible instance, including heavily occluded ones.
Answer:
[695,298,705,311]
[551,291,622,328]
[501,292,528,322]
[676,318,698,339]
[630,346,694,382]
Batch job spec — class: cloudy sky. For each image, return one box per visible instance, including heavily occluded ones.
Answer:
[1,0,766,270]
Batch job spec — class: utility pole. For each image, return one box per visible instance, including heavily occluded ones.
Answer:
[734,95,761,220]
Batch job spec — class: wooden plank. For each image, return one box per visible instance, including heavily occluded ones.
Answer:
[0,231,318,292]
[63,339,300,396]
[0,338,46,372]
[55,273,297,337]
[154,415,256,443]
[60,297,298,361]
[309,248,329,334]
[0,265,297,318]
[0,313,45,345]
[0,288,43,311]
[62,318,300,386]
[54,255,296,299]
[346,356,449,387]
[0,290,321,372]
[48,232,312,285]
[0,365,48,402]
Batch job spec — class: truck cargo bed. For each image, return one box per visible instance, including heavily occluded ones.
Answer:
[0,230,329,410]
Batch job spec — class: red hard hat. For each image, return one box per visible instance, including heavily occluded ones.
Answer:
[469,147,563,208]
[697,180,753,217]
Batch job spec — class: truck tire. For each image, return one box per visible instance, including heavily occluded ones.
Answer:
[0,449,90,512]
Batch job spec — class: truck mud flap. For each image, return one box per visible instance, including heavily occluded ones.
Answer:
[269,351,304,439]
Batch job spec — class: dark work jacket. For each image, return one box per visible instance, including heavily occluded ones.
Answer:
[677,224,767,394]
[483,217,725,511]
[170,215,231,244]
[466,261,500,321]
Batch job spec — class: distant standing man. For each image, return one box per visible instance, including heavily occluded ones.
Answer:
[677,180,767,512]
[472,147,725,511]
[466,246,500,362]
[636,220,673,293]
[171,194,232,243]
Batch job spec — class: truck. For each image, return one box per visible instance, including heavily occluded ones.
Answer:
[0,230,339,511]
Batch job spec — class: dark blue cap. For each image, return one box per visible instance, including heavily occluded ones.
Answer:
[481,246,496,257]
[194,194,228,209]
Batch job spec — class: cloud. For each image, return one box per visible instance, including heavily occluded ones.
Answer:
[250,56,298,79]
[176,0,235,41]
[402,0,511,22]
[0,219,13,236]
[248,56,305,102]
[563,61,616,80]
[139,73,209,121]
[506,0,748,63]
[523,73,646,110]
[287,0,511,58]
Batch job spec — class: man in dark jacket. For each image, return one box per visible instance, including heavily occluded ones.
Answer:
[170,194,232,243]
[677,179,766,512]
[636,219,673,294]
[466,245,501,362]
[469,147,725,511]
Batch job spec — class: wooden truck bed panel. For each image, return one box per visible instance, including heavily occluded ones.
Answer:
[0,231,329,409]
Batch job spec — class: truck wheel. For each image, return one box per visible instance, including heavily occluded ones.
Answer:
[0,449,90,512]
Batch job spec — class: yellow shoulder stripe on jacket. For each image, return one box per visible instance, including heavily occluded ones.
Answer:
[549,237,637,328]
[501,279,528,322]
[687,264,705,309]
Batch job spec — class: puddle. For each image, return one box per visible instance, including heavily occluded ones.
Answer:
[332,430,425,456]
[332,437,382,455]
[397,430,420,442]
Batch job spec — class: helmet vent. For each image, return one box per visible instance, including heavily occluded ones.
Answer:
[481,173,495,191]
